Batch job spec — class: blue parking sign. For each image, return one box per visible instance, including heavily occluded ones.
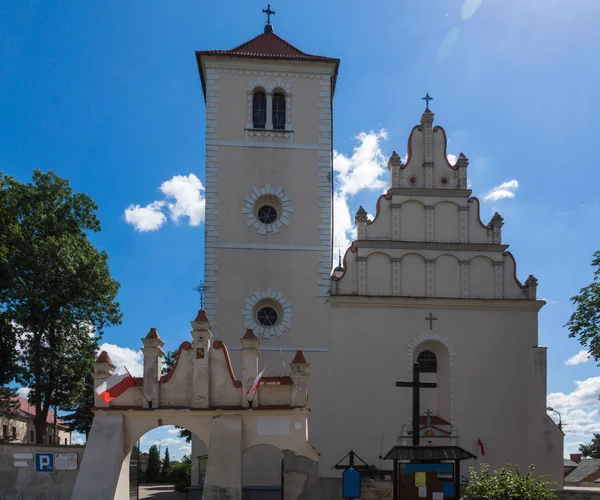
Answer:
[35,453,54,472]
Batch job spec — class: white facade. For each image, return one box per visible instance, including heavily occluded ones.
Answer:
[196,29,564,485]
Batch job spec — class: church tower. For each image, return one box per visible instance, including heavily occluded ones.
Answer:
[196,18,339,349]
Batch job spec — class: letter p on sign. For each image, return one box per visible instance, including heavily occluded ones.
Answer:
[35,453,54,472]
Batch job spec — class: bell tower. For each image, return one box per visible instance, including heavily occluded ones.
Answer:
[195,23,339,350]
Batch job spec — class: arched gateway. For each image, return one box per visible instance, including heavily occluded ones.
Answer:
[72,311,320,500]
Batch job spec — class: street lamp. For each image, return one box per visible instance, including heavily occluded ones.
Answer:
[547,407,563,431]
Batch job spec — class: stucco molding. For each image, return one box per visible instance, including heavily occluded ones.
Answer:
[242,185,293,235]
[241,289,292,339]
[390,188,473,198]
[352,240,509,253]
[218,69,330,81]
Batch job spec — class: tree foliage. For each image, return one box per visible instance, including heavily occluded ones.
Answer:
[579,433,600,458]
[145,444,162,481]
[464,463,556,500]
[0,387,19,416]
[161,447,171,477]
[0,170,122,443]
[567,251,600,359]
[62,373,95,439]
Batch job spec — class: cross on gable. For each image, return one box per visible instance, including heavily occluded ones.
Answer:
[425,312,437,330]
[262,3,275,24]
[422,92,434,109]
[396,363,437,446]
[193,280,211,310]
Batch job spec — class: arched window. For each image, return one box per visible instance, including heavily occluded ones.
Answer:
[417,350,437,373]
[272,92,286,130]
[253,91,266,129]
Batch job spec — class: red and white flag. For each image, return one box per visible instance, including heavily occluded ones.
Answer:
[95,366,136,403]
[246,367,266,395]
[477,439,485,456]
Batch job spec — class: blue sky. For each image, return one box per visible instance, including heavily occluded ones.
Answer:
[3,0,600,460]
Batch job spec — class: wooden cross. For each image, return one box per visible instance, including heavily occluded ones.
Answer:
[396,363,437,445]
[424,312,437,330]
[262,3,276,24]
[422,92,434,108]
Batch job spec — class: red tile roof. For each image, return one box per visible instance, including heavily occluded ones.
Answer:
[146,328,161,339]
[195,310,209,323]
[95,350,114,365]
[291,350,307,364]
[242,328,257,339]
[11,396,69,429]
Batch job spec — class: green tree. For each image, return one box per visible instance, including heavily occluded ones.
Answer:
[62,373,95,439]
[0,387,19,442]
[161,447,171,477]
[465,463,556,500]
[0,170,122,443]
[579,433,600,458]
[567,251,600,358]
[146,444,161,482]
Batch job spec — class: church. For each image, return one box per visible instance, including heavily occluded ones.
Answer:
[196,13,563,486]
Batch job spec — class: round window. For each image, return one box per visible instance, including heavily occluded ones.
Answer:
[408,175,418,186]
[257,306,278,326]
[257,205,278,224]
[440,176,449,186]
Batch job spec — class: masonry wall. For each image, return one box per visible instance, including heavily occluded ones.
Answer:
[0,443,85,500]
[0,415,71,445]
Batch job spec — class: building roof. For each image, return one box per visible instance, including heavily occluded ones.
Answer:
[384,446,476,461]
[9,396,69,430]
[564,459,578,467]
[196,31,340,98]
[565,459,600,484]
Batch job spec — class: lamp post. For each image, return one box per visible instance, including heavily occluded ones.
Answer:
[547,406,563,431]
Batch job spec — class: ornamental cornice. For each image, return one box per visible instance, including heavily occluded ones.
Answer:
[247,130,292,138]
[351,240,509,253]
[217,69,329,80]
[389,188,473,199]
[328,296,544,312]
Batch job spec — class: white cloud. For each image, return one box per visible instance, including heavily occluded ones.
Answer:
[160,174,205,227]
[547,377,600,437]
[167,427,181,435]
[124,174,206,232]
[98,343,143,376]
[482,180,519,203]
[72,433,86,445]
[333,130,388,254]
[17,387,30,398]
[124,201,167,232]
[447,154,457,166]
[565,350,591,366]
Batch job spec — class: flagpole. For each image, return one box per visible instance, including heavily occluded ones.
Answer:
[124,366,152,408]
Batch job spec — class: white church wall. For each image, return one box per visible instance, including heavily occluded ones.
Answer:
[435,255,461,298]
[434,201,460,242]
[400,254,426,296]
[161,346,194,406]
[258,385,292,406]
[469,256,495,298]
[366,252,392,296]
[503,252,526,299]
[467,197,494,244]
[210,344,243,407]
[364,195,392,240]
[399,201,426,241]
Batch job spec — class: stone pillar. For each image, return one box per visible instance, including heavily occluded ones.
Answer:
[392,259,402,296]
[93,351,115,408]
[191,310,213,408]
[457,153,469,188]
[392,205,401,240]
[72,414,126,500]
[459,206,469,243]
[203,415,243,500]
[425,205,434,242]
[241,328,260,408]
[355,205,368,239]
[388,151,402,188]
[494,261,504,299]
[525,275,538,300]
[266,91,273,130]
[141,328,165,409]
[460,260,470,299]
[426,259,435,297]
[290,350,310,408]
[490,212,504,244]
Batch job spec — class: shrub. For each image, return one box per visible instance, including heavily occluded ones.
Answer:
[464,463,556,500]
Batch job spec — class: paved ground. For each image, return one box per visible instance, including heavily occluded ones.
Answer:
[139,484,180,498]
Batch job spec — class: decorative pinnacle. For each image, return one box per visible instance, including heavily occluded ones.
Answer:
[355,206,368,224]
[388,151,402,169]
[291,350,307,364]
[146,328,161,340]
[491,212,504,223]
[95,351,114,365]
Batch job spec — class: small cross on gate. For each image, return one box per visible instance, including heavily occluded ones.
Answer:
[422,92,434,109]
[193,280,211,310]
[262,3,276,24]
[396,363,437,446]
[424,408,433,426]
[424,312,437,330]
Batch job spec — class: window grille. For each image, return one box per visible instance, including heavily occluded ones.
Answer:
[417,350,437,373]
[272,92,286,130]
[253,91,267,129]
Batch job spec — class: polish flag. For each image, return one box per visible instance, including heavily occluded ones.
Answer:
[246,367,266,395]
[95,366,136,403]
[477,439,485,456]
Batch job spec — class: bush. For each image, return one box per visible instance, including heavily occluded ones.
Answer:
[464,463,556,500]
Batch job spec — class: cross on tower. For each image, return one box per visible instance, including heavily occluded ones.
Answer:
[262,4,276,24]
[424,312,437,330]
[396,363,437,445]
[422,92,434,109]
[193,280,211,310]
